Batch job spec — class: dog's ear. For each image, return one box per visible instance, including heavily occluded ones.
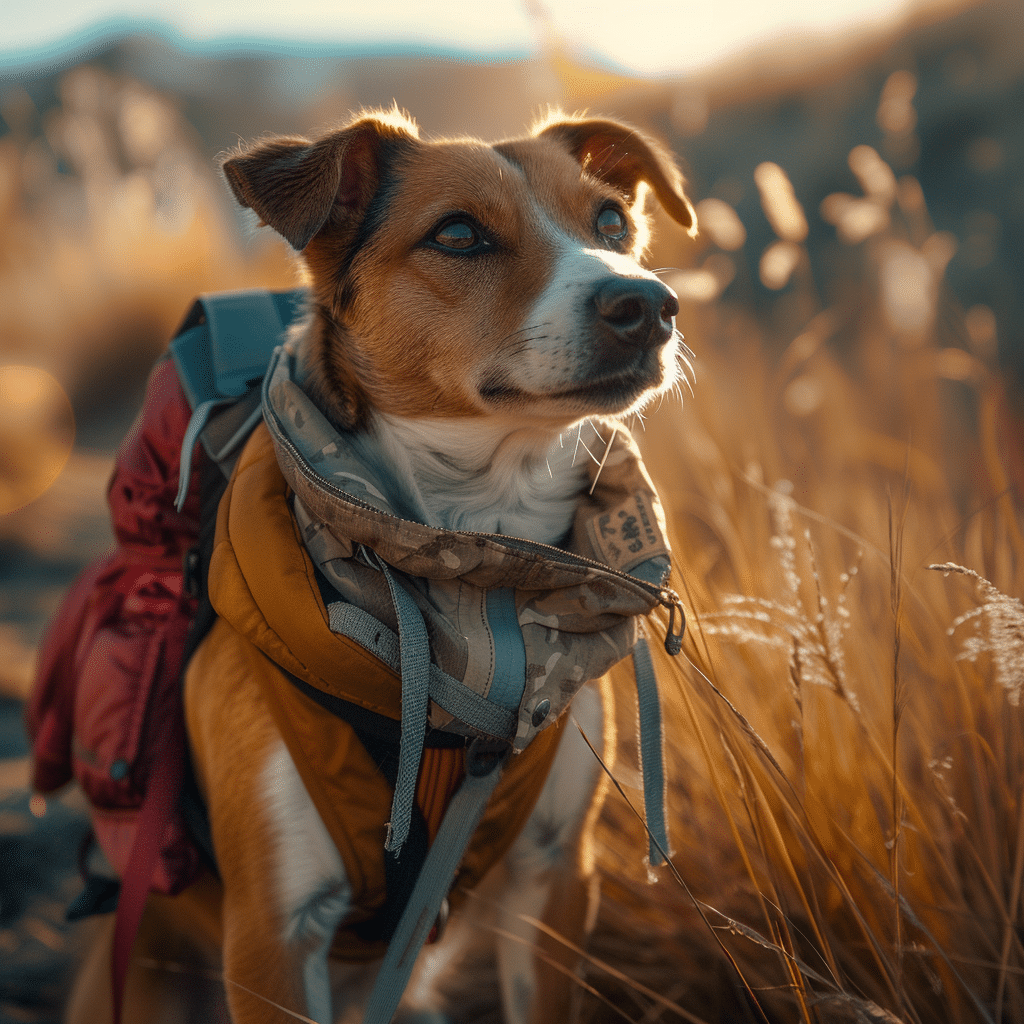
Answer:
[222,113,418,251]
[537,116,697,237]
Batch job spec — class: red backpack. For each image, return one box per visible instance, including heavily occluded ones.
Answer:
[24,291,305,994]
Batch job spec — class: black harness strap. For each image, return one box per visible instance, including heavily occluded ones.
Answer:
[282,669,435,944]
[178,450,232,877]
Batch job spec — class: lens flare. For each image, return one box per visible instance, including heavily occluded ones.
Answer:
[0,366,76,515]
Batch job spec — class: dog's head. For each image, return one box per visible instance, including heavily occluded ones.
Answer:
[223,109,696,432]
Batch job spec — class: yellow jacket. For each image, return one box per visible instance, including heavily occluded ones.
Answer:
[191,424,565,957]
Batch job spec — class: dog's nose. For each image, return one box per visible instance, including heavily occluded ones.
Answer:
[593,277,679,350]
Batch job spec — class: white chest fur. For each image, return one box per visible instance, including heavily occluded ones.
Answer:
[351,414,601,545]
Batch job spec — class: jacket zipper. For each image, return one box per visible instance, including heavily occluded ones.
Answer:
[264,380,686,656]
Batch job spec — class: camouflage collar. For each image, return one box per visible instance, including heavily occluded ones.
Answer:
[262,342,678,751]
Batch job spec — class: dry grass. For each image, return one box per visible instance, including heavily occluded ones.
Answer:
[581,133,1024,1024]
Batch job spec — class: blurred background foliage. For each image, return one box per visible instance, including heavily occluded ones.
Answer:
[1,0,1023,1021]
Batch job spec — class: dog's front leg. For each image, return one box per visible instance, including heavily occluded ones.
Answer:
[493,680,610,1024]
[211,739,352,1024]
[186,630,355,1024]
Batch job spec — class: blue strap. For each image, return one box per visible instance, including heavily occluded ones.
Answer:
[483,587,527,710]
[362,740,507,1024]
[170,288,306,510]
[373,557,431,856]
[174,398,223,512]
[326,601,518,741]
[632,635,669,867]
[200,289,287,398]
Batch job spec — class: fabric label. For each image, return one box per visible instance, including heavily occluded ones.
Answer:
[586,492,669,574]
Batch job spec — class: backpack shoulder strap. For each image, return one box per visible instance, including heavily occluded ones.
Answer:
[170,288,305,407]
[169,288,307,509]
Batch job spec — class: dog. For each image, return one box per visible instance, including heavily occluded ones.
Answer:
[65,108,695,1024]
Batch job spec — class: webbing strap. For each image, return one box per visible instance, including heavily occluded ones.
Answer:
[632,635,670,867]
[374,556,431,856]
[174,398,222,512]
[362,740,507,1024]
[111,713,186,1024]
[171,288,301,511]
[326,601,518,741]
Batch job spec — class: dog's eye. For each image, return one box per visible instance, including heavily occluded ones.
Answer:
[434,220,478,250]
[596,207,628,240]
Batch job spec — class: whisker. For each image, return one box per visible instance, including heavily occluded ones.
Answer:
[589,428,615,495]
[498,334,549,359]
[676,331,696,361]
[601,148,630,175]
[497,322,553,344]
[571,423,601,466]
[675,355,696,399]
[578,435,600,466]
[587,141,619,171]
[510,321,553,336]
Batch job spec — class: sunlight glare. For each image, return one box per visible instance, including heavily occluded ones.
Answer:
[2,0,966,78]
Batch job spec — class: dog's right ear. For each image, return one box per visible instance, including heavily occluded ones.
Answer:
[221,112,419,251]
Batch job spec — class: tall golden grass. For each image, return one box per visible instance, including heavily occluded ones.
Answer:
[585,133,1024,1023]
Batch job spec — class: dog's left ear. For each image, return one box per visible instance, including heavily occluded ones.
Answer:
[537,117,697,237]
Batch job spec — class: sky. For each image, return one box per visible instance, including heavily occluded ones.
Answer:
[1,0,961,78]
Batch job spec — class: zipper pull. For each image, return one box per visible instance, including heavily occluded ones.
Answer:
[660,589,685,656]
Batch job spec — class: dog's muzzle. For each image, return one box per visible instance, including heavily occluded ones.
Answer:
[592,277,679,353]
